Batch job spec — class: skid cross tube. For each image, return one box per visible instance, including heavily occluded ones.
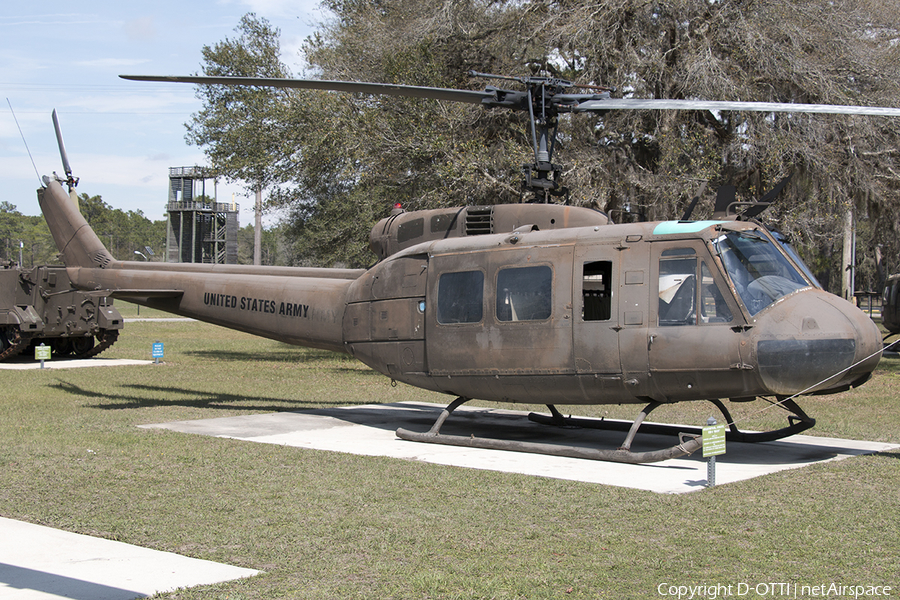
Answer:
[529,397,815,443]
[395,397,702,464]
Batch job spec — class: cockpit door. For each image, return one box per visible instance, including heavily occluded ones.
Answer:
[647,241,748,401]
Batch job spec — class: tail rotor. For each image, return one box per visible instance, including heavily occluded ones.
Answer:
[51,109,80,207]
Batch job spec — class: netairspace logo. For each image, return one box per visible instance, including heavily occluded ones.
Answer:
[656,582,894,599]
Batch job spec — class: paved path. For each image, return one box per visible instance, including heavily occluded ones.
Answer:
[0,517,258,599]
[0,358,153,371]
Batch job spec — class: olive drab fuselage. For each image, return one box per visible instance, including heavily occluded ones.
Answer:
[346,214,881,405]
[38,180,881,408]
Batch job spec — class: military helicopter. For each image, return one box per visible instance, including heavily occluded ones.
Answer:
[881,275,900,338]
[37,72,897,463]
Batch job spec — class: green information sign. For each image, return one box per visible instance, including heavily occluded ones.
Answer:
[702,423,727,457]
[35,345,52,361]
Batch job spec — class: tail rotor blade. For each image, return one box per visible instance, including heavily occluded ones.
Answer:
[51,109,79,205]
[52,109,74,181]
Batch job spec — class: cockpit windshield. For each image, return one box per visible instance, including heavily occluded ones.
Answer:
[714,230,810,316]
[771,230,822,289]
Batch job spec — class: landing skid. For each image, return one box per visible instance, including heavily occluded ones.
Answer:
[395,397,702,464]
[528,398,816,444]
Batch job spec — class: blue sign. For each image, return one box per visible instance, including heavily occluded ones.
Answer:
[151,342,164,358]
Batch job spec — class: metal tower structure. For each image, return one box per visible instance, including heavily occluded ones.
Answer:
[166,167,239,264]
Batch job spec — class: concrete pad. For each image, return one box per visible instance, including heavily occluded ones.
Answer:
[124,318,196,322]
[141,402,899,494]
[0,358,153,371]
[0,517,258,600]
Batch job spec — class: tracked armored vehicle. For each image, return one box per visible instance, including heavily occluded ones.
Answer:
[1,261,123,361]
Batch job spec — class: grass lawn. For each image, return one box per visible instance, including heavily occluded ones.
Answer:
[1,303,898,599]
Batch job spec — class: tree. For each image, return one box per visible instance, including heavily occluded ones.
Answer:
[1,202,56,266]
[186,14,294,265]
[277,0,538,266]
[237,222,288,265]
[191,2,900,283]
[1,197,164,267]
[549,0,900,291]
[21,217,56,266]
[77,193,166,261]
[0,201,24,262]
[305,0,900,285]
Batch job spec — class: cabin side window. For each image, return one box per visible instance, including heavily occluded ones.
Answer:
[659,252,697,326]
[658,248,733,326]
[582,261,612,321]
[496,265,552,322]
[437,270,484,324]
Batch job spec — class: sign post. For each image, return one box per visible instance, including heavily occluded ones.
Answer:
[35,343,51,369]
[702,417,726,487]
[151,341,164,364]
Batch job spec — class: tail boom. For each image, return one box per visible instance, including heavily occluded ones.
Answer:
[38,179,355,353]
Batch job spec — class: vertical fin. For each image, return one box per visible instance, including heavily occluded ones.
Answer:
[38,180,114,268]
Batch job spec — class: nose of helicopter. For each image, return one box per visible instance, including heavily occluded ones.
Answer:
[751,290,882,397]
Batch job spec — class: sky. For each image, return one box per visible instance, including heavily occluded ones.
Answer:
[0,0,328,228]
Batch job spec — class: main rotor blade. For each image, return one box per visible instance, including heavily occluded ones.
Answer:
[574,98,900,116]
[120,74,493,105]
[122,74,900,116]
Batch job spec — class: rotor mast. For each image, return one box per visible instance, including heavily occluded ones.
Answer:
[470,71,575,203]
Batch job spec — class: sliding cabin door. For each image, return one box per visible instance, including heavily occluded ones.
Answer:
[425,245,575,402]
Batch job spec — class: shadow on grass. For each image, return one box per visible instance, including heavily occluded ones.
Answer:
[141,402,888,468]
[183,348,350,363]
[874,356,900,372]
[181,348,375,374]
[51,380,351,412]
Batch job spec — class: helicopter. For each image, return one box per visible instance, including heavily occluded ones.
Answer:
[36,72,897,464]
[881,274,900,339]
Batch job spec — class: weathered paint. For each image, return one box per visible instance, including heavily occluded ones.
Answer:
[38,179,882,409]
